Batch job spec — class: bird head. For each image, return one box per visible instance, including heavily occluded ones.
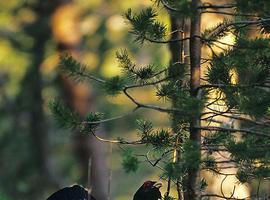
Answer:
[133,180,162,200]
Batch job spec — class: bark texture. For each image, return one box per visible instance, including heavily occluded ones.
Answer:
[185,0,202,199]
[168,12,185,200]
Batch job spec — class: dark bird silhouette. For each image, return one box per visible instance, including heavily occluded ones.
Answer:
[133,181,162,200]
[47,184,96,200]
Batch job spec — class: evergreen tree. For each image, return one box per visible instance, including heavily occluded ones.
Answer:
[51,0,270,199]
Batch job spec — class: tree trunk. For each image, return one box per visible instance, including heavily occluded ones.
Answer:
[185,0,202,199]
[168,12,185,200]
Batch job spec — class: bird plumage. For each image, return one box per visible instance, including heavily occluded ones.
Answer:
[47,184,96,200]
[133,181,162,200]
[47,181,161,200]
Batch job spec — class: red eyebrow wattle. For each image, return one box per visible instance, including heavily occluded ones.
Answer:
[143,181,154,188]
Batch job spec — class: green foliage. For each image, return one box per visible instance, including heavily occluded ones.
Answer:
[163,195,175,200]
[253,167,270,178]
[157,80,203,121]
[103,76,125,95]
[182,140,200,170]
[49,101,103,133]
[236,169,250,183]
[162,140,201,180]
[135,64,157,83]
[59,54,87,82]
[81,112,103,133]
[0,192,11,200]
[206,52,231,85]
[137,120,172,148]
[238,88,270,117]
[49,100,80,129]
[142,129,172,149]
[235,0,270,15]
[136,119,154,135]
[226,135,270,162]
[154,0,192,17]
[206,38,270,117]
[116,49,136,75]
[203,131,231,147]
[202,156,217,170]
[125,7,166,43]
[163,162,185,180]
[260,19,270,34]
[237,166,270,183]
[156,82,175,99]
[200,178,208,191]
[116,49,158,83]
[202,19,233,43]
[163,141,201,181]
[168,62,186,80]
[231,38,270,85]
[122,149,139,173]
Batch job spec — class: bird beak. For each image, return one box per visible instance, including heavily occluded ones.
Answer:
[153,182,162,188]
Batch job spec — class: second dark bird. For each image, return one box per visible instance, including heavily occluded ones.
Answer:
[46,184,96,200]
[133,180,162,200]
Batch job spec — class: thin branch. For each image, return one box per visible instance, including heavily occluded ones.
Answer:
[82,108,138,125]
[80,73,106,84]
[161,0,179,12]
[220,175,236,199]
[201,10,257,17]
[196,126,270,138]
[198,3,236,9]
[206,18,270,39]
[124,77,170,90]
[123,87,183,113]
[256,178,262,199]
[90,130,142,145]
[202,168,236,176]
[198,83,270,91]
[201,193,246,200]
[207,39,236,47]
[217,113,270,127]
[145,36,191,44]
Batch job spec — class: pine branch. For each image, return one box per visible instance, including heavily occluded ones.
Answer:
[205,112,270,127]
[49,100,80,129]
[206,18,270,40]
[125,8,167,43]
[81,109,138,125]
[59,54,105,83]
[116,49,165,82]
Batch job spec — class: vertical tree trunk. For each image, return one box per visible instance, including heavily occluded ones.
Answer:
[168,12,185,200]
[185,0,202,199]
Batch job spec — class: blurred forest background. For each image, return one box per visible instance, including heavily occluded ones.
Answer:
[0,0,170,199]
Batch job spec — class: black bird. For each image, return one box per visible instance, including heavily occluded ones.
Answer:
[47,184,96,200]
[133,180,162,200]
